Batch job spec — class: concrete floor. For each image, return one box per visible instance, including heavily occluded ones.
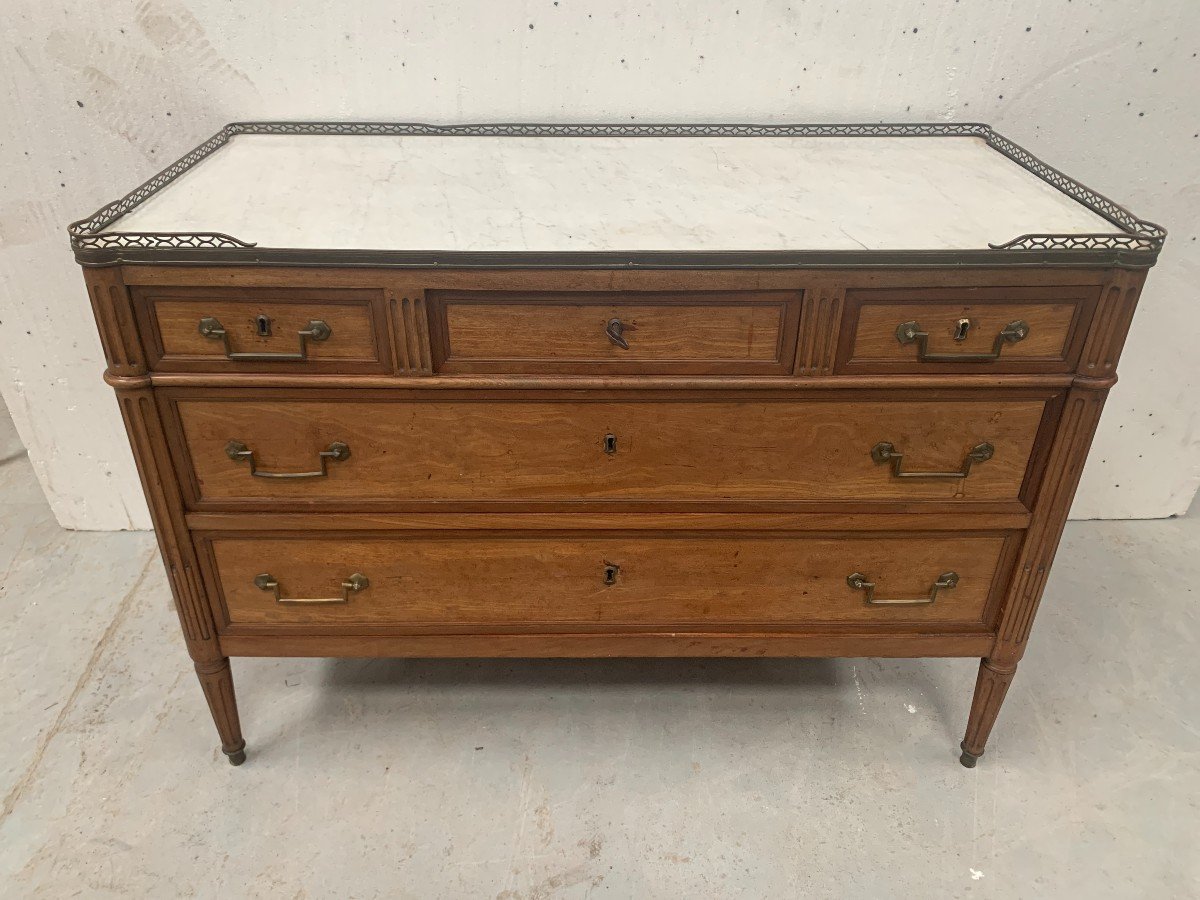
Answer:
[0,399,1197,898]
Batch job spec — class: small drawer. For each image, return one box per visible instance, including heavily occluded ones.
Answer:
[204,531,1015,630]
[427,290,802,374]
[836,286,1098,374]
[165,392,1053,510]
[133,286,392,373]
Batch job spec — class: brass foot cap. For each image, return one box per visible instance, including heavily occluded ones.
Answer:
[959,741,981,769]
[224,744,247,767]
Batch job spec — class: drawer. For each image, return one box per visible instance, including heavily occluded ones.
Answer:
[166,393,1054,509]
[132,286,392,373]
[836,286,1098,374]
[427,290,802,374]
[205,532,1015,629]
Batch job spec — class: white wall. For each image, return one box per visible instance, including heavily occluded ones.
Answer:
[1,0,1196,530]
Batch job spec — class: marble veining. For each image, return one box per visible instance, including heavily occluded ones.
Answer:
[109,134,1119,251]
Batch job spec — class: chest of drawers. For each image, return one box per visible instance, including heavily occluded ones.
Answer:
[71,122,1162,767]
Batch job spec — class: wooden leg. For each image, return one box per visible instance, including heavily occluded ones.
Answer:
[959,658,1017,768]
[194,659,247,765]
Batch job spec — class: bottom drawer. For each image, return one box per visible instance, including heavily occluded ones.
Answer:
[206,532,1015,630]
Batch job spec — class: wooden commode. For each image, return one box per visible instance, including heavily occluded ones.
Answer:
[70,122,1162,767]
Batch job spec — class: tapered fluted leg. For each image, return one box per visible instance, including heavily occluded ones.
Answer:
[959,658,1017,768]
[195,658,247,765]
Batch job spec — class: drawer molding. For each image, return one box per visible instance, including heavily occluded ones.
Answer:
[836,285,1098,375]
[217,631,998,659]
[199,530,1020,632]
[427,289,803,375]
[164,390,1058,511]
[133,285,393,374]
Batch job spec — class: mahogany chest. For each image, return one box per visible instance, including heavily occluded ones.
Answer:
[71,122,1162,767]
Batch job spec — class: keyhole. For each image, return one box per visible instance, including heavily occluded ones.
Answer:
[256,314,272,337]
[603,563,620,586]
[953,318,971,342]
[603,433,617,455]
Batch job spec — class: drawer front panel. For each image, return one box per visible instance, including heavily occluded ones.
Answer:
[170,395,1050,507]
[134,286,391,373]
[428,291,802,374]
[208,532,1012,628]
[837,286,1097,374]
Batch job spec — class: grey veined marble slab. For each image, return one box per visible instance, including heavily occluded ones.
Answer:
[109,134,1116,252]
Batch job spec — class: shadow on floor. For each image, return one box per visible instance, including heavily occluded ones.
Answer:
[317,655,846,689]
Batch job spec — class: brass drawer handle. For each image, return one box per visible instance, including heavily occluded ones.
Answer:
[895,319,1028,361]
[199,316,332,361]
[871,441,993,479]
[847,571,959,606]
[605,317,630,349]
[225,440,350,478]
[254,572,369,604]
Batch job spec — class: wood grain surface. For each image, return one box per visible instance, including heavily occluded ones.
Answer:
[83,261,1150,765]
[429,290,800,374]
[170,394,1051,506]
[839,285,1097,374]
[134,286,391,373]
[208,531,1013,628]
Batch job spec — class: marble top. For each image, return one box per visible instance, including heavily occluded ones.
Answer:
[107,133,1118,252]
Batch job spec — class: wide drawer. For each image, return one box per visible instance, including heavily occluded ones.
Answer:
[427,290,802,374]
[133,286,392,373]
[837,286,1098,374]
[205,532,1015,629]
[166,393,1053,509]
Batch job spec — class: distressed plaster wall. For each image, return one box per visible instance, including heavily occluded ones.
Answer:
[0,0,1196,530]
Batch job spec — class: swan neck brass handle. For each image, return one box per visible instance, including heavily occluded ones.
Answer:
[255,572,369,604]
[605,317,630,349]
[199,316,332,361]
[895,319,1028,361]
[225,440,350,478]
[847,571,959,606]
[871,441,993,479]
